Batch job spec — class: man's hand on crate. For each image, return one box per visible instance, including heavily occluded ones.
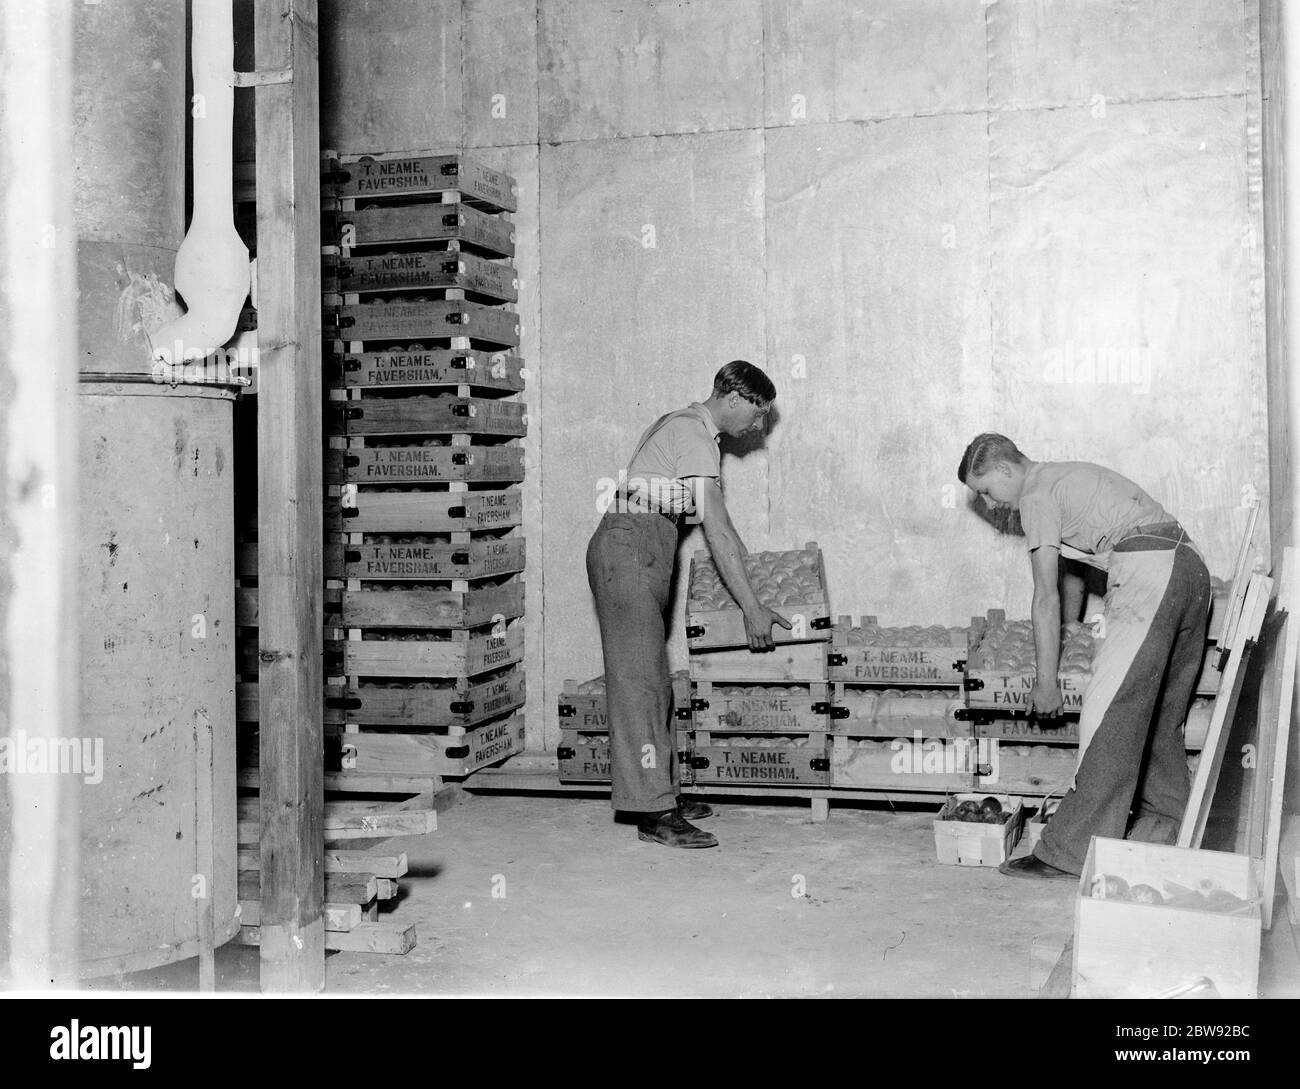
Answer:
[743,604,792,652]
[1030,678,1064,720]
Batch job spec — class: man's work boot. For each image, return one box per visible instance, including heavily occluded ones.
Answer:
[677,795,714,821]
[637,809,718,849]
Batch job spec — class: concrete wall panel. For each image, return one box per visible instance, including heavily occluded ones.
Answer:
[538,0,764,141]
[764,0,989,126]
[988,0,1251,109]
[988,97,1266,578]
[319,0,463,154]
[764,116,1001,626]
[539,131,766,729]
[466,0,541,148]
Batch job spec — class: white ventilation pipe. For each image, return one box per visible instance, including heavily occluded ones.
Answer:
[152,0,249,368]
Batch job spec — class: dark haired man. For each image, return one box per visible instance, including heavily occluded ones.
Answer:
[958,433,1211,878]
[587,361,790,849]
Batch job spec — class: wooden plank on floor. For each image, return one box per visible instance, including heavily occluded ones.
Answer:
[254,0,325,994]
[239,900,362,933]
[238,849,409,878]
[233,921,418,955]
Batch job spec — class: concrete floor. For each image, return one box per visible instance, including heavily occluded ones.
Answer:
[89,791,1300,997]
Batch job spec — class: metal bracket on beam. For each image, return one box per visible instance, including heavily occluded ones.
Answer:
[233,68,294,87]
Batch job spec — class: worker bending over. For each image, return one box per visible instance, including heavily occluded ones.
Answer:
[958,433,1211,879]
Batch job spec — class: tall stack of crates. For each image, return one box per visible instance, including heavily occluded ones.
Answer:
[826,616,971,793]
[684,543,835,788]
[321,151,527,783]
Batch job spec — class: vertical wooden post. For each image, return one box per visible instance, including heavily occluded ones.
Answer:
[1,0,81,989]
[254,0,324,993]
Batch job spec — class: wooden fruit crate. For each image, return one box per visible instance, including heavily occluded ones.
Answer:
[556,730,695,785]
[689,734,831,787]
[1074,837,1261,998]
[331,300,520,349]
[964,612,1090,713]
[343,622,523,679]
[323,152,518,212]
[687,640,827,684]
[685,543,830,651]
[335,203,514,256]
[556,672,693,733]
[976,742,1076,795]
[689,681,834,734]
[342,395,528,437]
[826,615,967,686]
[325,667,525,729]
[329,348,525,393]
[324,249,517,301]
[933,793,1025,866]
[334,487,523,533]
[830,735,975,792]
[340,580,523,629]
[332,713,526,779]
[329,442,524,486]
[965,610,1221,711]
[831,686,968,738]
[343,536,525,581]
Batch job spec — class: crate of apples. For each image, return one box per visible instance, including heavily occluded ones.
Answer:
[933,792,1025,866]
[686,542,830,651]
[829,615,968,685]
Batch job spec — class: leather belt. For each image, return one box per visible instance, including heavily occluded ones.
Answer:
[614,491,680,526]
[1114,521,1188,552]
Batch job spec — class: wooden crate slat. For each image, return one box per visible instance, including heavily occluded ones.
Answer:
[338,487,523,533]
[332,299,520,349]
[340,203,514,256]
[342,580,524,628]
[344,536,525,581]
[327,667,526,729]
[343,394,527,437]
[327,152,517,212]
[336,714,526,777]
[325,248,517,300]
[343,622,523,678]
[330,348,525,393]
[335,443,524,485]
[687,640,827,684]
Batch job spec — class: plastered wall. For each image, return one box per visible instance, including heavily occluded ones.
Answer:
[317,0,1269,751]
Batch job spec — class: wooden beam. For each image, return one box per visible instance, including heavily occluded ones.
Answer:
[1,0,81,989]
[254,0,324,993]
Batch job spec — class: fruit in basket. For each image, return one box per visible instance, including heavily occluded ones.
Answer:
[1129,884,1164,906]
[979,796,1003,819]
[951,800,980,822]
[1091,874,1131,901]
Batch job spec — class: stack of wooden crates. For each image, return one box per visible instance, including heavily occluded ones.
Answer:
[321,151,528,785]
[683,544,834,789]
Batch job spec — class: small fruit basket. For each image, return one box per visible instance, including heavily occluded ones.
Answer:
[686,543,830,650]
[933,792,1024,866]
